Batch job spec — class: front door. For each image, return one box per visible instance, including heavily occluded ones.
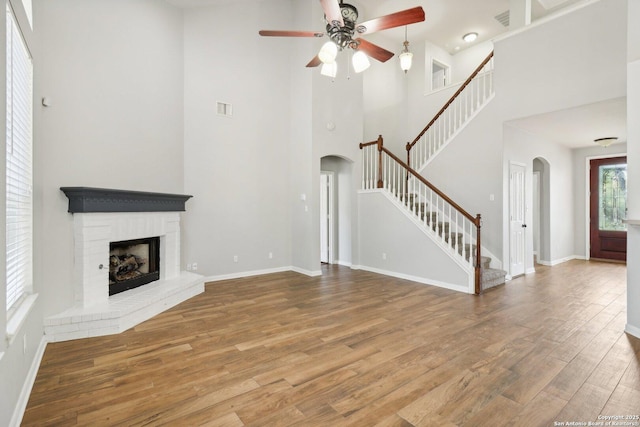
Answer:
[589,157,627,262]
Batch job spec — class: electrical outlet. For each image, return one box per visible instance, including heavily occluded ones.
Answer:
[382,253,387,260]
[192,263,198,271]
[269,252,273,259]
[233,255,238,263]
[187,263,192,271]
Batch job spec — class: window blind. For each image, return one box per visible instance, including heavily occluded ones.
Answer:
[6,5,33,311]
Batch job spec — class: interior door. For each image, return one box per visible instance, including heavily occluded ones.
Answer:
[510,163,526,277]
[590,157,627,261]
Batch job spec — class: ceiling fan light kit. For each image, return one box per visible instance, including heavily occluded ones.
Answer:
[352,50,371,73]
[259,0,425,79]
[321,61,338,78]
[318,41,338,64]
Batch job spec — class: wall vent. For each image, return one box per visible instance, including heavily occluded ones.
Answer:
[217,101,233,117]
[494,10,510,27]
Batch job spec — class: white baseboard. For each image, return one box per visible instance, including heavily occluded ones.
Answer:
[335,260,352,267]
[10,336,47,427]
[290,266,322,277]
[356,265,470,294]
[205,266,322,283]
[625,323,640,340]
[537,255,582,266]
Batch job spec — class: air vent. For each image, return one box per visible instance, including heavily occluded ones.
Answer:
[494,10,510,27]
[217,101,233,117]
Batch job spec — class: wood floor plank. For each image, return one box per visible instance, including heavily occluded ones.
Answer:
[21,260,638,426]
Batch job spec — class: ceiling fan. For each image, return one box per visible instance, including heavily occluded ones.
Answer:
[259,0,425,75]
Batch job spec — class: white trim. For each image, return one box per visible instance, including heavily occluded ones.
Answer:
[204,266,322,283]
[335,260,352,267]
[291,267,322,277]
[536,255,582,266]
[9,336,47,427]
[356,265,470,294]
[625,323,640,340]
[525,267,536,274]
[492,0,600,45]
[428,56,451,93]
[6,293,38,344]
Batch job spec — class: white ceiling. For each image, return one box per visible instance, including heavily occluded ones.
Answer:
[165,0,626,150]
[165,0,582,53]
[507,98,627,149]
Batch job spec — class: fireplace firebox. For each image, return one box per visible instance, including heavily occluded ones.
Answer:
[109,236,160,296]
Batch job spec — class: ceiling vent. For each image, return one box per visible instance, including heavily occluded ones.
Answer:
[494,10,510,27]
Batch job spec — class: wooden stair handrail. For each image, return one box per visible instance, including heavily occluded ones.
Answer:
[379,146,480,226]
[406,51,494,153]
[360,137,483,294]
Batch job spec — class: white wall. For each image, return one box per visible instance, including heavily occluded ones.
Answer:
[3,0,184,424]
[358,192,470,292]
[183,0,293,279]
[626,0,640,338]
[504,124,576,271]
[418,0,627,271]
[361,31,408,156]
[35,0,185,316]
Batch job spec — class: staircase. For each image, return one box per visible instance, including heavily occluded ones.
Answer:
[360,51,506,294]
[407,52,495,172]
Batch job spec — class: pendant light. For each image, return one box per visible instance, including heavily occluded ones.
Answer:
[399,26,413,74]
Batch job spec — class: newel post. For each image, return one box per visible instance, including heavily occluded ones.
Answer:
[376,135,384,189]
[475,213,482,295]
[406,142,412,169]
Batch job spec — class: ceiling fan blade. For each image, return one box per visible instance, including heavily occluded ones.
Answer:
[354,39,394,63]
[356,7,425,35]
[319,0,344,27]
[306,55,322,68]
[259,30,325,38]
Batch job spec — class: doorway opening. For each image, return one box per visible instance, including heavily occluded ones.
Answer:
[320,171,334,264]
[589,156,627,262]
[319,156,353,267]
[533,157,550,265]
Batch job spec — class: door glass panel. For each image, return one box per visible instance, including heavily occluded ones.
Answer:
[599,163,627,231]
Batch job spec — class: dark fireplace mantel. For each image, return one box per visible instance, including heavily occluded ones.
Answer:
[60,187,192,213]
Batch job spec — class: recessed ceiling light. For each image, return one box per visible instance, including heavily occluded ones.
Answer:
[463,32,478,43]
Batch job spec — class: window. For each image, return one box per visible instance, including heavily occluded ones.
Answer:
[6,4,33,312]
[431,59,450,91]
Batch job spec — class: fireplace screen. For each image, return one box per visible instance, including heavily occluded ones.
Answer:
[109,237,160,296]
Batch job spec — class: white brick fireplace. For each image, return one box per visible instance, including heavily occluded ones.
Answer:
[45,188,205,342]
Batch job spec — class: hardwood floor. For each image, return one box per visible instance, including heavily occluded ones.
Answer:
[22,260,640,426]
